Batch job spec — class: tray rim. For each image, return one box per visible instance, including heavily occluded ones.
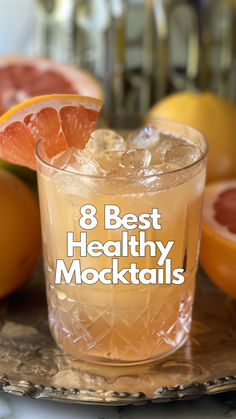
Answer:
[1,373,236,405]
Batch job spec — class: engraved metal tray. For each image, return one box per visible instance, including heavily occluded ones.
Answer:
[0,266,236,405]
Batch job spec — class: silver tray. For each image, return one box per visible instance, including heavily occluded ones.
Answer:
[0,266,236,405]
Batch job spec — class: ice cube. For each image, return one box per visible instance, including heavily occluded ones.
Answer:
[97,150,125,172]
[66,151,105,176]
[51,146,104,175]
[121,149,151,170]
[85,129,126,156]
[52,149,106,197]
[51,146,78,169]
[158,138,176,154]
[164,144,202,169]
[133,167,164,190]
[150,164,166,174]
[156,137,189,155]
[127,126,160,149]
[104,150,125,161]
[151,137,177,165]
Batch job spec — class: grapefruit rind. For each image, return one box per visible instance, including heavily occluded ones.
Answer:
[0,55,104,101]
[200,179,236,298]
[0,94,103,170]
[202,180,236,244]
[0,94,103,129]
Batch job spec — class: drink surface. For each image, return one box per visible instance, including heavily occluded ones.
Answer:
[52,125,203,178]
[37,125,206,364]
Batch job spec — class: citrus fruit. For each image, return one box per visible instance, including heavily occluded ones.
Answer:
[0,55,103,184]
[0,94,103,170]
[0,169,41,298]
[0,160,36,189]
[200,179,236,298]
[146,91,236,183]
[0,55,103,115]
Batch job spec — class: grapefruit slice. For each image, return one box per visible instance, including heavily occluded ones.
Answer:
[0,55,103,115]
[200,179,236,298]
[0,94,103,170]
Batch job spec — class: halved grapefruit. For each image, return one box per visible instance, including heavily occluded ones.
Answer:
[0,55,103,116]
[0,94,103,170]
[200,179,236,298]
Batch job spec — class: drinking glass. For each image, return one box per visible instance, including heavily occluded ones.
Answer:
[35,117,207,365]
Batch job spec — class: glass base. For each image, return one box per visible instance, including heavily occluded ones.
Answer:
[58,333,189,366]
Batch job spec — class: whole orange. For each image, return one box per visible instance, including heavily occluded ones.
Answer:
[0,169,41,297]
[146,91,236,183]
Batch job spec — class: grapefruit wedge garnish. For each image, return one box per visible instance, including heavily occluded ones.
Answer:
[0,94,103,170]
[200,179,236,298]
[0,55,103,115]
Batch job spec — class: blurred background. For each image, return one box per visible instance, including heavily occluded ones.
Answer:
[0,0,235,114]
